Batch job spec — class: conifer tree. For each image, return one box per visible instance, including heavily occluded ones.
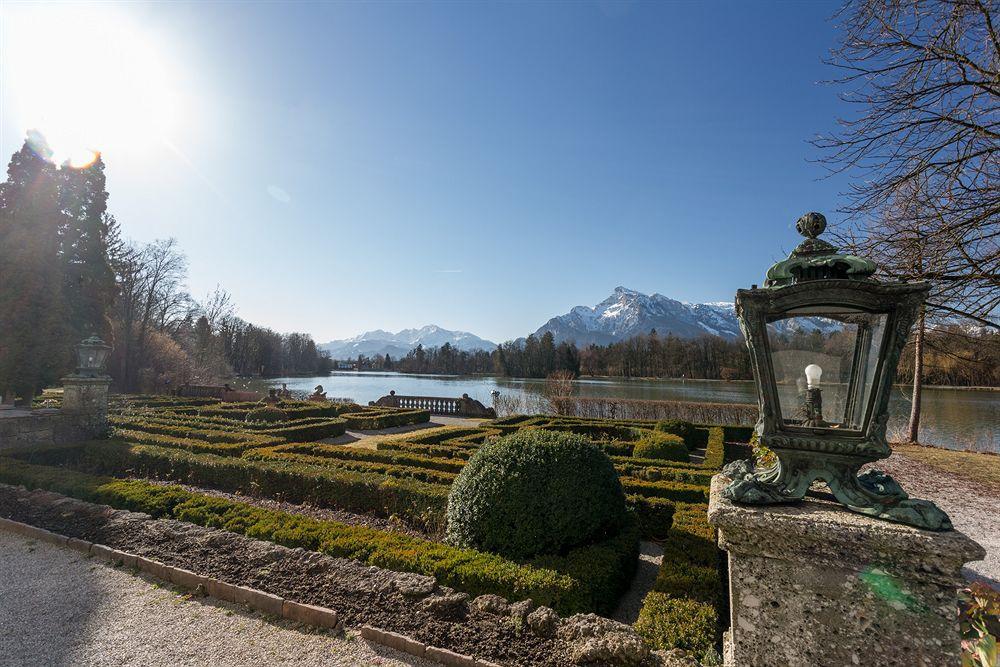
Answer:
[0,137,70,402]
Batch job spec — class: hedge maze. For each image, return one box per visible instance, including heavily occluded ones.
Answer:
[0,395,752,661]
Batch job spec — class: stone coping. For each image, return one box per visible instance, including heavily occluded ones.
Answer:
[0,517,493,667]
[708,473,985,585]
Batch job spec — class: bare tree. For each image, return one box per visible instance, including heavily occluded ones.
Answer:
[815,0,1000,441]
[544,370,576,415]
[111,238,191,390]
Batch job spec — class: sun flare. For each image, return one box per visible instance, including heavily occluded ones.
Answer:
[2,4,179,166]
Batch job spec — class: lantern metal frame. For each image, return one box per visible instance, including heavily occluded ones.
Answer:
[722,213,952,531]
[75,335,111,378]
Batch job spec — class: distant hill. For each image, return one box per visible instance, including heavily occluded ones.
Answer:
[319,325,497,360]
[532,286,840,345]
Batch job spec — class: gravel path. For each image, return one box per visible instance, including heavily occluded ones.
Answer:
[612,540,664,624]
[867,450,1000,588]
[0,531,435,667]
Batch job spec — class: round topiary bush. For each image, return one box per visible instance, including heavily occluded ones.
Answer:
[633,431,688,462]
[655,419,700,449]
[446,429,627,560]
[246,405,288,423]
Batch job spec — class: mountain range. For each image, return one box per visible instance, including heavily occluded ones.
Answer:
[533,286,842,346]
[320,287,842,359]
[319,325,497,360]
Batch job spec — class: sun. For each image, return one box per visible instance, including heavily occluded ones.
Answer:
[1,4,179,167]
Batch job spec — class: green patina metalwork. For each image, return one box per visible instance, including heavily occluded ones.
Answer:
[722,212,952,532]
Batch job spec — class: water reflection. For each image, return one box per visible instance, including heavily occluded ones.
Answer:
[232,372,998,453]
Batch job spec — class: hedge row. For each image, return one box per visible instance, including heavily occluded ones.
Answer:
[0,457,635,615]
[275,443,467,473]
[620,477,709,504]
[112,428,282,456]
[19,440,451,533]
[115,414,348,447]
[378,441,476,460]
[634,501,722,659]
[243,448,459,486]
[339,408,430,430]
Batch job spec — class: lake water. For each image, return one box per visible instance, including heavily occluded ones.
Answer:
[234,372,999,453]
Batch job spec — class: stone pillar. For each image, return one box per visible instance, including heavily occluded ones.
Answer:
[61,375,111,438]
[708,474,984,667]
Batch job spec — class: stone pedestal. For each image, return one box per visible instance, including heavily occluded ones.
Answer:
[708,474,984,667]
[61,375,111,438]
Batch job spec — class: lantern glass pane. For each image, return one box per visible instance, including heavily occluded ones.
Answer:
[765,308,888,431]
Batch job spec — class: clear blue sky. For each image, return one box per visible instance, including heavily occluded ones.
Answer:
[1,0,853,343]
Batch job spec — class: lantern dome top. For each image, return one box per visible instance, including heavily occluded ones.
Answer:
[764,212,877,287]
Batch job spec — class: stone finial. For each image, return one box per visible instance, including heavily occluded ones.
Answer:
[796,211,827,239]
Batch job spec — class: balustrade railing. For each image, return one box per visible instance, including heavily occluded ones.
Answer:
[370,391,496,418]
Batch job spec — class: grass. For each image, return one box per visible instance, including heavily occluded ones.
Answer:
[893,443,1000,492]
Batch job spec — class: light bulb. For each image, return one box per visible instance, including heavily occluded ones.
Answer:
[804,364,823,389]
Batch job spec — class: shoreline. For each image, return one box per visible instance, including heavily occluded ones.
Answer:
[239,372,1000,393]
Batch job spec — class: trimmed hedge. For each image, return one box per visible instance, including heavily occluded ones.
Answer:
[111,427,282,455]
[340,408,430,430]
[654,419,707,450]
[243,447,459,485]
[627,494,675,541]
[0,457,633,615]
[632,432,688,462]
[620,477,709,504]
[634,500,723,659]
[446,430,629,560]
[29,440,452,533]
[378,441,476,460]
[276,443,466,473]
[634,594,718,657]
[246,405,288,423]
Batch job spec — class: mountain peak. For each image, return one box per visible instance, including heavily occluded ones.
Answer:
[320,325,497,360]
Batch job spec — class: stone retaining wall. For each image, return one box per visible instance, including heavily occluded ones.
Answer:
[0,412,84,453]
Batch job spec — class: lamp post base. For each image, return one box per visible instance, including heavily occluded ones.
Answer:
[721,450,952,531]
[709,473,984,667]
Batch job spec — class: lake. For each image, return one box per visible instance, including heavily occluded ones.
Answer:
[233,372,999,453]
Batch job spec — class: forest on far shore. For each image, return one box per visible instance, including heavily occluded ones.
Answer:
[346,326,1000,388]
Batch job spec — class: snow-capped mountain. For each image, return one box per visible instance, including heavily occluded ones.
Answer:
[320,325,497,360]
[532,287,840,345]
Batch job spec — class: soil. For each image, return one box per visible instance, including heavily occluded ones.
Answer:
[0,484,570,667]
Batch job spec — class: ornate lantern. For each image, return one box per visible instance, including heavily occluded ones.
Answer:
[723,212,951,531]
[75,335,111,378]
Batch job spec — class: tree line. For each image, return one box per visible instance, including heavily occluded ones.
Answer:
[0,135,332,402]
[349,326,998,387]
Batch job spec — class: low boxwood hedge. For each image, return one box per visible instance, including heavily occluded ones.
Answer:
[243,447,459,485]
[0,457,636,616]
[340,408,430,430]
[277,443,466,473]
[36,440,452,533]
[632,432,688,462]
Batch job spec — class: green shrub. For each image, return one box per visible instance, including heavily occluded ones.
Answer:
[634,593,718,657]
[627,494,675,541]
[446,430,627,560]
[633,431,688,462]
[340,408,430,430]
[65,440,451,533]
[246,406,289,423]
[0,456,636,616]
[655,419,703,449]
[243,447,459,485]
[620,477,709,503]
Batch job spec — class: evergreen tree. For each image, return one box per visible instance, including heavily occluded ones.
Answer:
[57,153,116,343]
[0,138,70,402]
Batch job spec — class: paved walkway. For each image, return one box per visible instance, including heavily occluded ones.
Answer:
[0,531,433,667]
[322,416,486,445]
[869,450,999,588]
